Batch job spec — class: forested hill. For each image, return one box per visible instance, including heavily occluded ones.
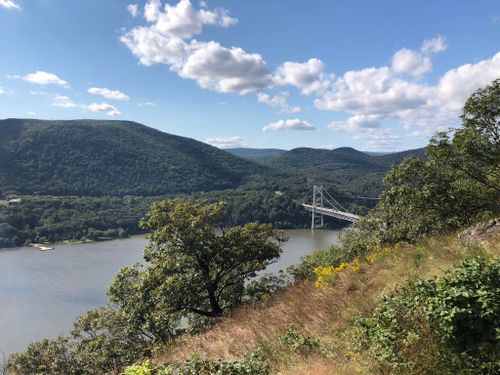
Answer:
[244,146,426,169]
[226,148,286,159]
[0,119,267,197]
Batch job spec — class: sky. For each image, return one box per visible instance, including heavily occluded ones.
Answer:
[0,0,499,151]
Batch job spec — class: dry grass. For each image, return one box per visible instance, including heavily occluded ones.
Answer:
[157,233,499,374]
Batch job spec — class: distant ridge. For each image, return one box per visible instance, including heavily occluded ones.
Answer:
[225,148,286,159]
[0,119,266,197]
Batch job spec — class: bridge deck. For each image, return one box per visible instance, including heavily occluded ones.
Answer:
[301,204,360,223]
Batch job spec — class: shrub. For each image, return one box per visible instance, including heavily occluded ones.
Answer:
[357,257,500,374]
[176,355,269,375]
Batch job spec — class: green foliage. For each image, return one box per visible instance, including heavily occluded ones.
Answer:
[6,337,78,375]
[357,257,500,374]
[428,78,499,192]
[138,198,286,320]
[107,265,181,343]
[0,119,263,197]
[123,360,159,375]
[176,355,269,375]
[288,242,357,282]
[70,306,153,374]
[277,325,322,354]
[0,195,154,247]
[243,272,289,305]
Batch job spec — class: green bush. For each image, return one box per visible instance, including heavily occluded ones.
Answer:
[176,355,269,375]
[357,257,500,374]
[277,325,322,354]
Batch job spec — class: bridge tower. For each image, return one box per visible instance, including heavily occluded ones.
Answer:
[311,185,325,229]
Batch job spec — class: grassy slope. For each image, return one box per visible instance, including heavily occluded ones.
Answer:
[155,230,499,374]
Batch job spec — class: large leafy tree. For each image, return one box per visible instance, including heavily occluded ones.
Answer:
[131,198,286,320]
[428,78,499,191]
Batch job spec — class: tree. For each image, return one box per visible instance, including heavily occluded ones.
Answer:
[428,78,500,192]
[138,198,286,320]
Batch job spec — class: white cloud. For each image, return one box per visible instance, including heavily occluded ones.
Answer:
[316,66,430,115]
[122,1,273,95]
[139,101,156,106]
[52,95,77,108]
[421,36,447,55]
[88,87,130,100]
[435,52,500,111]
[121,26,195,68]
[143,0,236,39]
[262,118,315,132]
[353,128,402,151]
[0,86,4,95]
[127,4,139,17]
[257,91,300,113]
[84,102,122,116]
[392,48,432,76]
[274,58,330,95]
[206,136,247,148]
[0,0,20,10]
[23,71,69,87]
[179,41,271,94]
[27,111,36,116]
[328,114,384,131]
[318,46,500,149]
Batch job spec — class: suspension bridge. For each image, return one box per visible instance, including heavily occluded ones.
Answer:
[301,185,360,228]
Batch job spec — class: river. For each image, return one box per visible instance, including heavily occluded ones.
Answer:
[0,229,340,355]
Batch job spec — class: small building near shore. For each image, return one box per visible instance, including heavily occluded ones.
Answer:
[8,198,22,206]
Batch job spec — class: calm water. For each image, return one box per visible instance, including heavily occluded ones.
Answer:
[0,229,339,355]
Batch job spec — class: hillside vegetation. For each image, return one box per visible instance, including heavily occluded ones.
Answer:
[0,119,264,197]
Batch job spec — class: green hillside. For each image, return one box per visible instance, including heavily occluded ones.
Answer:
[0,119,265,197]
[226,148,287,159]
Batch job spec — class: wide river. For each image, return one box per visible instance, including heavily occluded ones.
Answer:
[0,229,340,355]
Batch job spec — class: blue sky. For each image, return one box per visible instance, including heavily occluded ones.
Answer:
[0,0,498,151]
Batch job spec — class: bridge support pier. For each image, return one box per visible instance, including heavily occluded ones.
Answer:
[311,185,324,229]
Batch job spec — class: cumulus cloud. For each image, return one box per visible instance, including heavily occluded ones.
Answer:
[316,66,430,115]
[121,1,272,95]
[154,0,236,38]
[88,87,130,100]
[23,71,69,87]
[52,95,77,108]
[179,41,271,94]
[206,136,247,148]
[274,58,330,95]
[421,36,447,55]
[27,111,37,116]
[0,0,20,10]
[142,0,236,39]
[392,48,432,76]
[262,118,315,132]
[139,101,156,106]
[127,4,139,17]
[257,91,300,113]
[320,47,500,149]
[84,102,122,116]
[0,86,4,95]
